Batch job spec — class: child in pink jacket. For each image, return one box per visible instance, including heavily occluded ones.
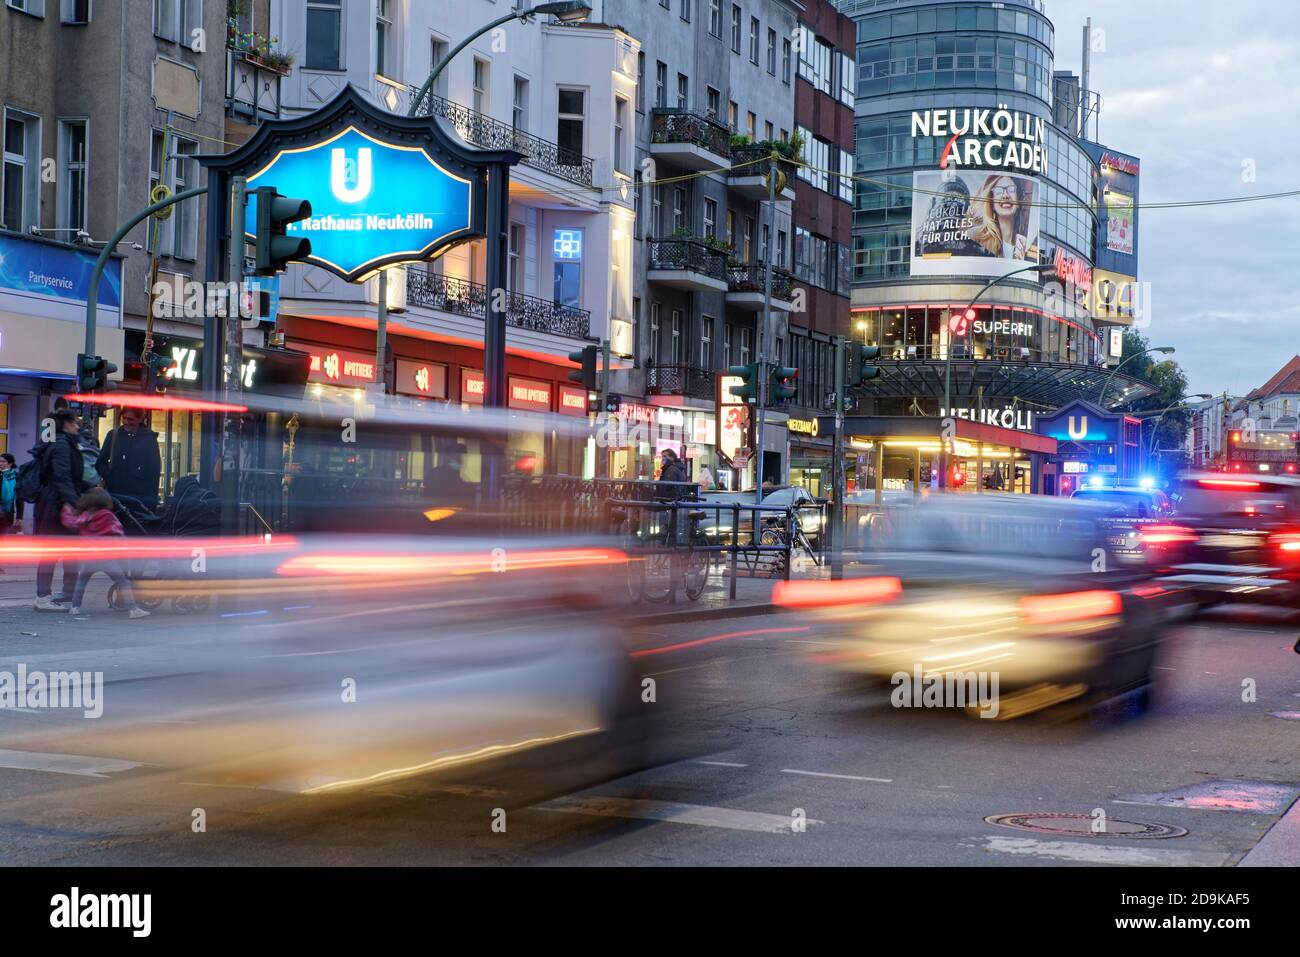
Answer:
[61,487,149,618]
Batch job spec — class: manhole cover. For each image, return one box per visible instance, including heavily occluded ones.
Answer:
[985,812,1187,839]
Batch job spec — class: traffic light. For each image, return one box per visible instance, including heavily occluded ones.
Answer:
[770,366,798,403]
[145,353,178,394]
[567,344,598,391]
[847,343,882,386]
[76,353,117,393]
[728,364,759,403]
[605,394,621,414]
[253,187,312,276]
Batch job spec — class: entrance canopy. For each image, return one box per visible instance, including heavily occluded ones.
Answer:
[859,359,1156,409]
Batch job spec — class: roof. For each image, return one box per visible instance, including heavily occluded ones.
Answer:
[860,359,1157,410]
[1246,356,1300,401]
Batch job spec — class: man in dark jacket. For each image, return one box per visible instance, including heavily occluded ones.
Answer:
[96,407,161,511]
[34,409,89,611]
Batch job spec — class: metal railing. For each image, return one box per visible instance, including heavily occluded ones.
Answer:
[405,270,592,340]
[729,142,798,176]
[647,239,730,284]
[410,88,595,187]
[647,363,716,400]
[728,264,796,300]
[651,108,733,158]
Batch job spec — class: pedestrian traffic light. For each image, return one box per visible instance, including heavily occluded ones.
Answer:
[253,187,312,276]
[770,366,798,403]
[76,353,117,393]
[848,343,882,386]
[728,363,759,403]
[605,394,621,414]
[567,344,598,391]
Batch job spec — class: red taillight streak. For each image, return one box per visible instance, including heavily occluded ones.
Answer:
[772,576,903,609]
[1137,524,1198,545]
[63,393,249,413]
[1019,590,1122,625]
[0,535,297,563]
[632,625,811,658]
[1198,479,1261,490]
[1269,533,1300,553]
[275,548,625,577]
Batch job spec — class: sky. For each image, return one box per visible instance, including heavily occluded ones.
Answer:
[1045,0,1300,398]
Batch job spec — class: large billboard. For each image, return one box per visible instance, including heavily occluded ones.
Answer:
[1104,189,1134,255]
[910,170,1040,279]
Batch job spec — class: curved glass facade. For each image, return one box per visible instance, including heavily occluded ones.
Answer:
[851,304,1101,366]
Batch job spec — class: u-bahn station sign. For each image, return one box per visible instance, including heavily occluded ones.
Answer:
[912,107,1048,174]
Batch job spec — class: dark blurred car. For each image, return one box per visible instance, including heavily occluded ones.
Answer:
[1158,472,1300,607]
[1070,484,1174,518]
[778,495,1176,719]
[1071,484,1196,568]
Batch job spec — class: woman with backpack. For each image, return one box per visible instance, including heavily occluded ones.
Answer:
[0,452,18,532]
[31,409,91,612]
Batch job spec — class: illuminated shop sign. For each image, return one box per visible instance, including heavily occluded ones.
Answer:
[1100,153,1140,176]
[1092,270,1137,322]
[394,359,448,399]
[788,418,820,437]
[288,341,376,385]
[508,376,552,413]
[911,108,1048,175]
[971,319,1033,338]
[941,406,1036,432]
[553,229,583,261]
[1052,247,1093,292]
[460,369,485,405]
[559,384,589,417]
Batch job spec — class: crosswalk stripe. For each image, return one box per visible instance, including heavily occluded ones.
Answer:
[534,795,820,833]
[0,748,143,778]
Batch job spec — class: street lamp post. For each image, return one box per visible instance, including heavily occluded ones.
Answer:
[1098,345,1175,409]
[940,263,1050,489]
[1141,394,1211,462]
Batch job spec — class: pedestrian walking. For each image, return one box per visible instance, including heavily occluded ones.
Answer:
[33,409,91,611]
[97,407,162,511]
[60,487,149,619]
[0,452,19,532]
[659,448,687,484]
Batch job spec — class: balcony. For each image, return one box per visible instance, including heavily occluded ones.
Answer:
[647,239,730,293]
[729,142,798,202]
[650,108,732,171]
[225,48,284,125]
[409,89,595,189]
[405,271,592,341]
[647,364,716,401]
[726,264,797,312]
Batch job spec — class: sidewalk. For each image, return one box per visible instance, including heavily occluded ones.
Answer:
[625,561,831,624]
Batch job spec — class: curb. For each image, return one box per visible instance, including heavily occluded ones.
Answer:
[627,602,780,626]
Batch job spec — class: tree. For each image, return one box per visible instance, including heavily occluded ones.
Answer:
[1120,329,1190,472]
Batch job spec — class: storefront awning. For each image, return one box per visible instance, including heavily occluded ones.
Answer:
[858,360,1157,410]
[821,415,1057,456]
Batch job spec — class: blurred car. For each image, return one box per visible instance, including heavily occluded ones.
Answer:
[777,495,1176,719]
[1156,472,1300,607]
[695,485,824,547]
[1070,484,1174,518]
[1070,484,1196,568]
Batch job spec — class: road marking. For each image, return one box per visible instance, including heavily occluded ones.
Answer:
[693,760,749,768]
[631,625,810,658]
[534,796,819,833]
[0,749,143,778]
[781,768,893,783]
[974,835,1229,866]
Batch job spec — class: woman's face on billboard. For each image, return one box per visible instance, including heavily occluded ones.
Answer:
[990,177,1018,218]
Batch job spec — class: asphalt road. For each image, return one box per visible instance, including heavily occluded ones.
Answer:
[0,587,1298,866]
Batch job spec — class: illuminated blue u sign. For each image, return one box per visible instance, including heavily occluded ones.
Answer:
[244,127,474,282]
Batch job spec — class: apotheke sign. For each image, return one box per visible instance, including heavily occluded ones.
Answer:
[912,107,1048,175]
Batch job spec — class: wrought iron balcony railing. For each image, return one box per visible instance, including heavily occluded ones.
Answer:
[728,264,796,299]
[647,239,730,284]
[729,142,798,176]
[405,270,592,341]
[407,88,594,188]
[651,108,732,159]
[647,363,716,400]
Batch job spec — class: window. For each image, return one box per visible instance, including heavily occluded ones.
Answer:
[739,326,752,364]
[614,96,629,174]
[652,185,662,237]
[766,28,777,74]
[2,109,40,232]
[375,0,393,77]
[672,187,687,232]
[57,119,87,233]
[701,315,714,368]
[636,52,645,113]
[676,73,689,109]
[306,0,343,70]
[650,303,661,360]
[730,4,741,53]
[746,111,756,140]
[556,89,585,167]
[724,323,733,364]
[838,149,854,203]
[728,100,738,131]
[655,61,667,108]
[760,223,769,262]
[839,50,855,105]
[708,0,720,36]
[670,309,684,363]
[553,230,582,308]
[472,58,489,114]
[782,38,791,83]
[149,130,199,260]
[508,222,524,293]
[764,120,773,142]
[777,228,787,268]
[429,37,449,98]
[706,87,721,120]
[61,0,90,24]
[660,0,669,7]
[742,216,753,261]
[513,75,529,132]
[9,0,47,15]
[679,0,690,22]
[725,209,735,247]
[749,17,759,64]
[703,198,717,239]
[154,0,200,43]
